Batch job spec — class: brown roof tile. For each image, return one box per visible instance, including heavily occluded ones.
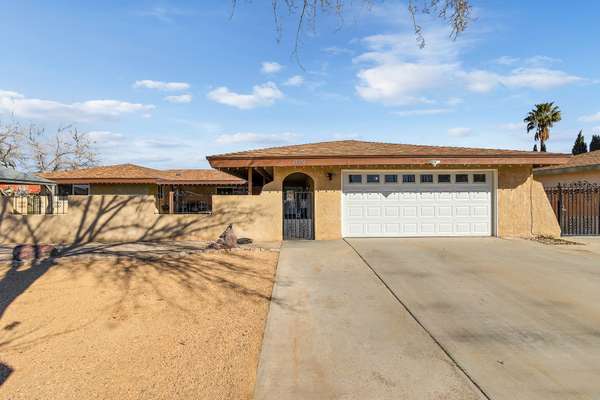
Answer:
[207,140,570,167]
[535,149,600,173]
[41,164,245,184]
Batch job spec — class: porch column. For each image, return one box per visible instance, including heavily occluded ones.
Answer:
[168,190,174,214]
[248,167,253,195]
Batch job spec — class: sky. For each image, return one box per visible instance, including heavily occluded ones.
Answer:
[1,0,600,168]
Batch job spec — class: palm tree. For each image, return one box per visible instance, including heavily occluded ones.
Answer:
[524,102,562,152]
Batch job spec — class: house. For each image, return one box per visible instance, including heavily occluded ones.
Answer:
[41,164,247,214]
[534,149,600,187]
[207,140,569,239]
[2,140,570,243]
[0,167,55,195]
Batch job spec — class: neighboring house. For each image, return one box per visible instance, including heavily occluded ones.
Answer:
[534,149,600,187]
[2,140,570,243]
[41,164,246,214]
[0,167,54,195]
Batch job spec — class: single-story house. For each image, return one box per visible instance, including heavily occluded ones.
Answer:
[207,140,569,239]
[534,149,600,187]
[0,167,55,195]
[41,164,247,214]
[3,140,570,243]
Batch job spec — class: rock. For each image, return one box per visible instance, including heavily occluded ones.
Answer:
[237,238,253,245]
[12,244,57,261]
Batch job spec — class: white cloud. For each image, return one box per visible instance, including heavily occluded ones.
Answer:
[354,30,464,105]
[207,82,283,109]
[448,127,472,137]
[0,90,155,121]
[393,108,452,117]
[499,122,523,131]
[579,112,600,123]
[446,97,463,106]
[133,80,190,91]
[164,94,192,103]
[261,62,283,74]
[284,75,304,87]
[493,56,519,66]
[462,68,583,93]
[215,132,298,145]
[136,6,191,23]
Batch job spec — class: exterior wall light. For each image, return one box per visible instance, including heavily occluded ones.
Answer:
[327,172,334,180]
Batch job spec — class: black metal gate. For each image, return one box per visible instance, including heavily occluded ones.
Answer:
[283,191,314,240]
[545,182,600,236]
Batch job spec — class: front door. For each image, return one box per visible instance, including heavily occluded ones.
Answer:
[283,190,314,240]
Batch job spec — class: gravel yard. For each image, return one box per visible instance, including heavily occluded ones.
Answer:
[0,242,279,399]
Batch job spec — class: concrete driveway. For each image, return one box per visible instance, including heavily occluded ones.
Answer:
[255,237,600,400]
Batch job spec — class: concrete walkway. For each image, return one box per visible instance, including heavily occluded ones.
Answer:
[254,240,484,400]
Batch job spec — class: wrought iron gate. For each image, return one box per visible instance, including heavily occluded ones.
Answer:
[283,191,314,240]
[545,182,600,236]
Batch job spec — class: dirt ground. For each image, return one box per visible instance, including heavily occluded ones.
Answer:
[0,242,280,400]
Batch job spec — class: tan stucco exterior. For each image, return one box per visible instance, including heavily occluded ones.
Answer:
[534,169,600,187]
[1,164,561,244]
[91,183,156,195]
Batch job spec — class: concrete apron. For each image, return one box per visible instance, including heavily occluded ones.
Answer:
[254,240,485,400]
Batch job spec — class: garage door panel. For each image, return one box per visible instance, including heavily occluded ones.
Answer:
[343,170,493,237]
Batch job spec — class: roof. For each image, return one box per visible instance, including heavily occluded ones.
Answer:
[207,140,570,168]
[535,150,600,175]
[41,164,245,185]
[0,167,56,185]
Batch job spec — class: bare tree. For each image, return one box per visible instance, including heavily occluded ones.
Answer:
[0,121,26,169]
[230,0,472,62]
[27,125,98,172]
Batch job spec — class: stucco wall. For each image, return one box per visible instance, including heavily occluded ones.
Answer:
[534,169,600,187]
[496,166,560,237]
[0,193,280,244]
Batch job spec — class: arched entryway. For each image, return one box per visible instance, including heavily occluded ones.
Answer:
[282,172,315,240]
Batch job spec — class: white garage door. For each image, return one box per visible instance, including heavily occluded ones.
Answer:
[342,170,494,237]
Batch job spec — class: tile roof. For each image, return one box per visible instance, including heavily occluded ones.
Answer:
[41,164,245,184]
[535,149,600,173]
[207,140,570,167]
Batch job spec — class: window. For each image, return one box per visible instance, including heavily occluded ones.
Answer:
[366,174,380,183]
[384,174,398,183]
[473,173,487,183]
[438,174,451,183]
[348,174,362,184]
[420,174,433,183]
[455,174,469,183]
[402,174,416,183]
[57,184,73,196]
[73,184,90,195]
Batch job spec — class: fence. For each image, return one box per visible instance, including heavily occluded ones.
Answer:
[545,182,600,236]
[11,195,68,215]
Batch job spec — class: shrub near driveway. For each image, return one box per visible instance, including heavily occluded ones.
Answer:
[0,244,279,400]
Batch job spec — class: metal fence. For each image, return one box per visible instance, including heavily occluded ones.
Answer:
[545,182,600,236]
[173,198,211,214]
[283,191,314,240]
[11,195,68,215]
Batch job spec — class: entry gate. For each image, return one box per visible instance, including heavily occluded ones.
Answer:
[283,191,314,240]
[545,182,600,236]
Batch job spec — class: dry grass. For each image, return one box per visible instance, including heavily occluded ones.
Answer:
[0,243,279,399]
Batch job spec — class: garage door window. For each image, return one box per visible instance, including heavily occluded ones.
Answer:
[402,174,416,183]
[384,174,398,183]
[348,174,362,184]
[367,174,380,183]
[438,174,451,183]
[473,173,486,183]
[455,174,469,183]
[420,174,434,183]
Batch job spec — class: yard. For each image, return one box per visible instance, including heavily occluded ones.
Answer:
[0,242,279,399]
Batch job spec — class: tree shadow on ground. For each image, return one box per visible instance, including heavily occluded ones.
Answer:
[0,195,274,322]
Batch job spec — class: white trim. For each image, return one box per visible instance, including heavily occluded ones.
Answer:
[340,168,498,238]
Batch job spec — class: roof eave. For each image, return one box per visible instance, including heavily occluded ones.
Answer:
[534,163,600,176]
[208,155,571,168]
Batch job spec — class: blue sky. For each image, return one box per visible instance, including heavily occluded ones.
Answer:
[1,1,599,168]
